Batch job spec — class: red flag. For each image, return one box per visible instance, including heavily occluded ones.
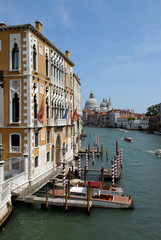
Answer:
[71,108,79,125]
[37,98,44,123]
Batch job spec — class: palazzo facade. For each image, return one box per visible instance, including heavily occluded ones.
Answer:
[0,21,81,185]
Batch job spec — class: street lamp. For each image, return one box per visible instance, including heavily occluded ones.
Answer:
[0,144,4,162]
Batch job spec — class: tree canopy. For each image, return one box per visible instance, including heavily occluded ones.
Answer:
[146,104,159,116]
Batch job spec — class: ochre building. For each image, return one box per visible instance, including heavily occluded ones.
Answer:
[0,21,81,185]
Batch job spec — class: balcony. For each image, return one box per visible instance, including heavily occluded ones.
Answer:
[34,119,43,128]
[10,146,21,153]
[66,119,71,125]
[54,119,66,126]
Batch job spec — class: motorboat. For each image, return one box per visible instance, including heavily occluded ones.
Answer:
[124,137,132,142]
[70,187,134,209]
[155,149,161,156]
[78,181,124,196]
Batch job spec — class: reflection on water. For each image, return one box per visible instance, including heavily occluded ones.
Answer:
[1,127,161,240]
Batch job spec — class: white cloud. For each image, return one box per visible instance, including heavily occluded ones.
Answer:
[54,0,71,27]
[133,30,161,56]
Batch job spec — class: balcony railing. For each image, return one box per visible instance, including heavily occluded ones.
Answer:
[34,119,43,128]
[34,118,71,127]
[11,146,20,153]
[54,119,66,126]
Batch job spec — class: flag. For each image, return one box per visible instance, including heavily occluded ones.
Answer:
[55,106,60,120]
[37,98,44,123]
[71,108,79,125]
[63,106,69,119]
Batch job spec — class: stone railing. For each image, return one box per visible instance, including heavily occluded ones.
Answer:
[0,183,10,209]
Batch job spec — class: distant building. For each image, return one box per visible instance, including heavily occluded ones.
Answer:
[73,74,82,153]
[100,98,112,112]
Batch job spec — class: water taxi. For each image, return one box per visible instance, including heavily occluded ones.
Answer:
[70,187,134,209]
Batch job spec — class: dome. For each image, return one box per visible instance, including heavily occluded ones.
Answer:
[85,91,99,111]
[100,98,107,108]
[100,98,108,112]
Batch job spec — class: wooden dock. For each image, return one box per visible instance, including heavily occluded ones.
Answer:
[21,195,92,209]
[81,168,121,181]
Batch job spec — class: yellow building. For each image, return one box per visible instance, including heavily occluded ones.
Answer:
[0,21,79,185]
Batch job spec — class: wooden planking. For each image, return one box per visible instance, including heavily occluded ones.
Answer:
[23,195,92,208]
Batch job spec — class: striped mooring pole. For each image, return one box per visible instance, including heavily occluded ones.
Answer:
[120,149,123,168]
[92,146,95,164]
[117,152,120,169]
[114,155,117,179]
[112,160,115,185]
[63,161,66,188]
[86,149,88,169]
[78,153,81,178]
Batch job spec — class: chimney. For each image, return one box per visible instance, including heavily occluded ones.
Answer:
[35,20,42,33]
[0,22,6,27]
[65,50,70,58]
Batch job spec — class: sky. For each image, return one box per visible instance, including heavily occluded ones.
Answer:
[1,0,161,113]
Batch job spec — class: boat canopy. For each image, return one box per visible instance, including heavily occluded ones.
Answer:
[85,181,102,188]
[70,187,87,194]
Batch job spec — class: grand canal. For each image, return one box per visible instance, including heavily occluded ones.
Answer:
[1,126,161,240]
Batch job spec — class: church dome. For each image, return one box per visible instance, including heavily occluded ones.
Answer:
[100,98,107,108]
[100,98,108,112]
[85,91,99,111]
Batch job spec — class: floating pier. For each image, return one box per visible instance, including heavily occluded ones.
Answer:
[81,167,121,181]
[19,195,92,209]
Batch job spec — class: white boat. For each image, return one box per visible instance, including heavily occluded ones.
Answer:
[70,187,134,209]
[78,181,124,196]
[118,129,128,133]
[155,149,161,156]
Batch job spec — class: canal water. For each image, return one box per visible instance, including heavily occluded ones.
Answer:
[1,126,161,240]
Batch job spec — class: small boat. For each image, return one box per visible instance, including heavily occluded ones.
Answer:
[119,129,128,133]
[124,137,132,142]
[70,187,134,209]
[155,149,161,156]
[80,131,87,138]
[78,181,124,196]
[154,131,161,135]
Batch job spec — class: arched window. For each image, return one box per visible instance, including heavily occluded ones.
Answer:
[34,156,38,168]
[33,44,37,71]
[45,53,49,76]
[10,133,21,152]
[46,97,49,119]
[52,99,54,118]
[12,43,19,70]
[12,92,19,122]
[34,94,37,119]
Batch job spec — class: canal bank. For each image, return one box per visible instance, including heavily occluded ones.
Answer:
[1,126,161,240]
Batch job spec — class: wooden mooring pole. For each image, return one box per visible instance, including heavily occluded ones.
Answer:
[88,142,90,157]
[68,180,70,200]
[97,145,99,158]
[69,168,71,181]
[84,166,87,183]
[46,183,49,208]
[101,167,104,182]
[53,180,55,198]
[106,146,108,160]
[101,143,103,159]
[65,183,68,212]
[87,181,91,213]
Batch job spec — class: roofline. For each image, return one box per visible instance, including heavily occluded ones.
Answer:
[0,23,75,66]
